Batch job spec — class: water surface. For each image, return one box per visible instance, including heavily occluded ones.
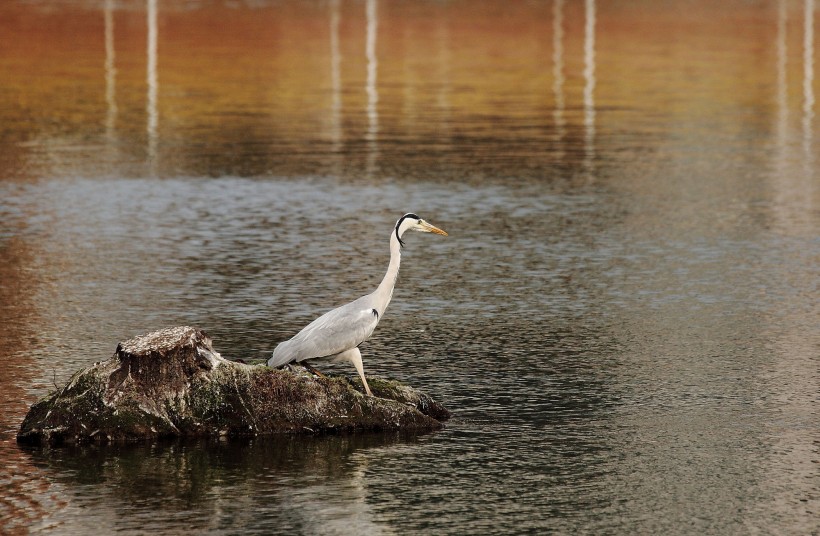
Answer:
[1,1,818,534]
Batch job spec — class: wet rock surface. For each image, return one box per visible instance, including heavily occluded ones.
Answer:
[17,327,450,445]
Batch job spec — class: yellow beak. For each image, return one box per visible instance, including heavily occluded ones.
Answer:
[420,220,448,236]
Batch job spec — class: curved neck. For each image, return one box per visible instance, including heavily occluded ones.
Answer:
[372,229,402,312]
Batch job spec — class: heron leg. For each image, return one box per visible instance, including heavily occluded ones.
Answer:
[301,361,326,378]
[336,347,372,397]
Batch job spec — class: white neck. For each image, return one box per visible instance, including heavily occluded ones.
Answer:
[372,228,402,313]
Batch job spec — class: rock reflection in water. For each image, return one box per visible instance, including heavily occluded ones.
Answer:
[22,433,417,534]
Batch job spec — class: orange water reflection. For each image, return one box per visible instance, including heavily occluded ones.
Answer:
[0,0,815,182]
[0,235,66,533]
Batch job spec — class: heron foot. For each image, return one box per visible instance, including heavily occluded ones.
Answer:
[302,362,326,378]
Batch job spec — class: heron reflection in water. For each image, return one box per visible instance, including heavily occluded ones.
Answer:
[268,213,448,396]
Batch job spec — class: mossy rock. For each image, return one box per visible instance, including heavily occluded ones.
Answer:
[17,327,450,445]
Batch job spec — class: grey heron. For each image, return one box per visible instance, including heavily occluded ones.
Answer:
[268,213,448,396]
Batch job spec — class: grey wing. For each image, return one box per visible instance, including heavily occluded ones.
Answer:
[268,299,379,367]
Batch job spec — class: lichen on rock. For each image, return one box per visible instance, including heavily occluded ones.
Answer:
[17,327,450,445]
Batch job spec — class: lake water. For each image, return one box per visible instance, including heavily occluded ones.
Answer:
[1,0,818,534]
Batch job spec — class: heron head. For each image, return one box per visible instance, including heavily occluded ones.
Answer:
[395,213,448,242]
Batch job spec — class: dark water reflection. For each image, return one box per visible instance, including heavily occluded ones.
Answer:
[1,0,819,534]
[20,435,417,534]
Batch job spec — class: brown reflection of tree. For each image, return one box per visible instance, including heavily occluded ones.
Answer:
[0,237,39,432]
[0,236,67,533]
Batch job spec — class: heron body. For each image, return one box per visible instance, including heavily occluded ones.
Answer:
[268,213,448,396]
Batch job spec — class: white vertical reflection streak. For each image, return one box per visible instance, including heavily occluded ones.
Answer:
[365,0,379,177]
[330,0,342,154]
[803,0,815,165]
[104,0,117,142]
[552,0,565,156]
[583,0,596,178]
[147,0,158,174]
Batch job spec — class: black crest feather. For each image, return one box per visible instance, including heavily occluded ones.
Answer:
[394,213,420,248]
